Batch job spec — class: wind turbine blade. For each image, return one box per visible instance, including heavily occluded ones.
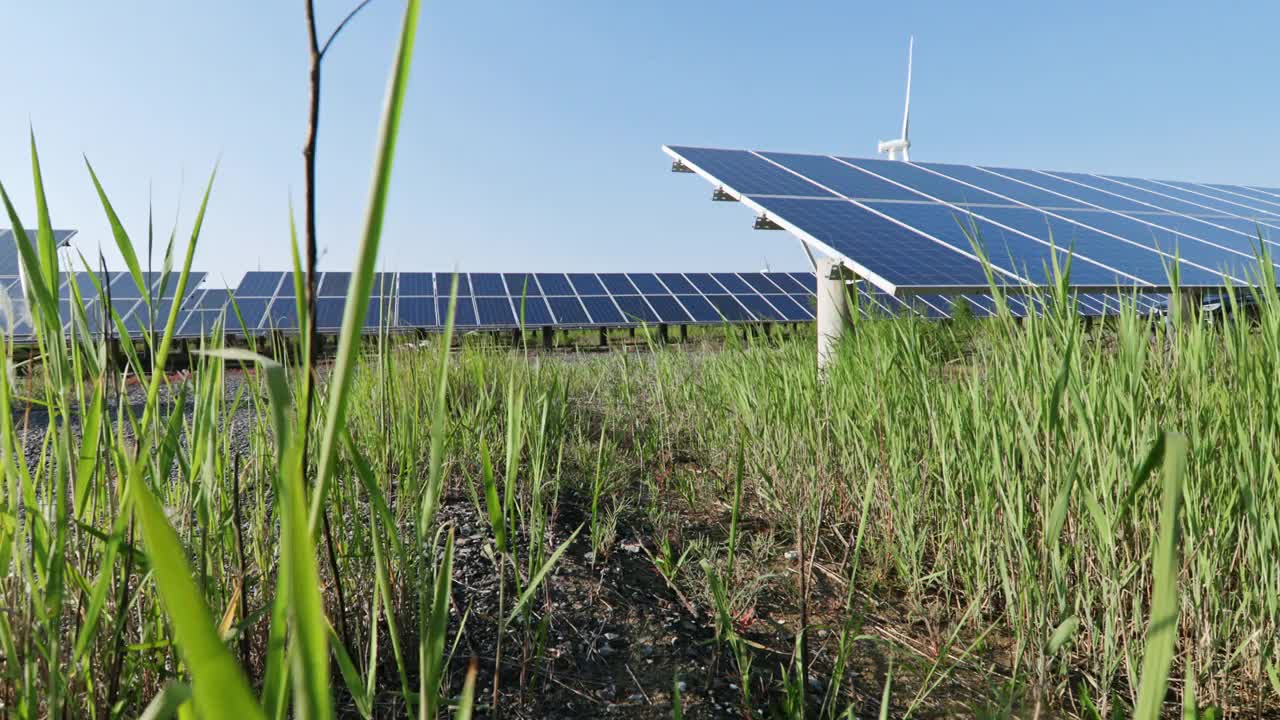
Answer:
[901,35,913,141]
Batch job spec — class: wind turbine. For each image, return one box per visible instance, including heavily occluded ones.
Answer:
[877,36,913,161]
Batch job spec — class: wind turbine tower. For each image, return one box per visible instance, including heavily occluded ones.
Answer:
[877,36,914,161]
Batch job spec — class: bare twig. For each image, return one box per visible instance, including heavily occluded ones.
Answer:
[302,0,375,657]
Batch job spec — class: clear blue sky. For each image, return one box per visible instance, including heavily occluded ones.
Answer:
[4,1,1280,288]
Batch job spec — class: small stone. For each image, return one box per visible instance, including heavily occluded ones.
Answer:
[675,680,688,692]
[784,550,799,561]
[603,632,621,642]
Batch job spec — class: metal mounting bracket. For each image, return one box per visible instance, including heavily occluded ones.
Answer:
[753,215,783,231]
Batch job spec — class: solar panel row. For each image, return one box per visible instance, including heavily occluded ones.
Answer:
[226,270,819,333]
[665,146,1280,297]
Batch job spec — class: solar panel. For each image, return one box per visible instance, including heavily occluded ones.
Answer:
[435,272,471,297]
[535,273,574,295]
[398,296,437,327]
[513,297,552,325]
[645,295,692,324]
[580,296,623,324]
[236,271,283,298]
[546,296,589,325]
[568,273,607,296]
[613,295,658,324]
[437,296,477,327]
[399,272,433,296]
[475,296,516,326]
[656,273,698,294]
[319,272,351,297]
[665,145,1280,296]
[471,273,507,297]
[598,273,638,295]
[505,273,541,297]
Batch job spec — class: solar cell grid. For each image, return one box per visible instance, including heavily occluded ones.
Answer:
[580,296,623,324]
[398,272,433,296]
[471,273,508,297]
[568,273,607,296]
[710,272,752,294]
[504,273,541,297]
[613,295,658,324]
[513,296,554,325]
[437,296,477,326]
[546,296,589,325]
[319,272,351,297]
[598,273,637,295]
[535,273,574,295]
[398,296,437,327]
[237,272,283,297]
[655,273,697,294]
[626,273,667,294]
[475,296,516,325]
[645,295,691,323]
[684,273,723,294]
[435,272,471,297]
[706,295,753,322]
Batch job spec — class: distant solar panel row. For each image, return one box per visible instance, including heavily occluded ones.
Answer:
[228,270,818,332]
[664,146,1280,296]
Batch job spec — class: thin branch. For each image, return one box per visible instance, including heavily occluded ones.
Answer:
[319,0,375,58]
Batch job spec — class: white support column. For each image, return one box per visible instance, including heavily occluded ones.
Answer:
[816,257,849,372]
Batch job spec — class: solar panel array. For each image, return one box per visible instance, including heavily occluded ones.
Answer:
[665,146,1280,297]
[225,270,818,333]
[56,271,208,338]
[0,229,77,337]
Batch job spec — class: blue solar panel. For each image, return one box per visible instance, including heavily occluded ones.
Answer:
[766,272,810,294]
[919,163,1092,210]
[656,273,697,294]
[613,295,658,324]
[840,157,1012,206]
[398,296,437,327]
[237,272,283,297]
[737,272,781,294]
[568,273,607,296]
[504,273,541,297]
[1128,178,1280,218]
[710,273,752,294]
[437,296,477,327]
[475,297,516,325]
[399,272,433,296]
[536,273,574,295]
[229,298,269,333]
[705,295,753,322]
[790,294,816,317]
[580,296,623,324]
[764,294,812,321]
[435,273,471,297]
[1049,172,1225,218]
[471,273,508,297]
[685,273,723,294]
[263,299,298,330]
[862,201,1133,287]
[319,272,351,297]
[598,274,637,295]
[748,195,996,289]
[669,146,834,198]
[626,273,667,294]
[645,295,692,323]
[989,167,1155,214]
[546,296,589,324]
[513,296,554,325]
[736,293,784,321]
[197,288,231,309]
[758,152,927,202]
